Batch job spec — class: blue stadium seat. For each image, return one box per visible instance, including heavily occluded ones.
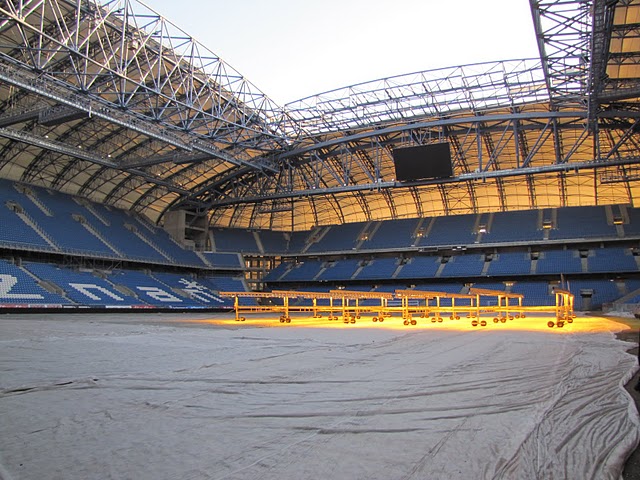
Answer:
[439,254,485,277]
[536,249,583,274]
[200,252,243,269]
[23,262,141,307]
[486,252,532,276]
[355,258,399,280]
[482,210,543,243]
[212,228,260,253]
[395,256,440,280]
[0,259,69,306]
[316,259,361,281]
[587,247,638,273]
[361,218,420,250]
[418,214,476,247]
[306,222,367,253]
[549,206,617,240]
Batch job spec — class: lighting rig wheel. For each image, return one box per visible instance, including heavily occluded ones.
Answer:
[480,320,487,327]
[437,317,443,323]
[557,321,565,328]
[450,315,455,320]
[493,318,499,323]
[420,313,425,318]
[547,321,555,328]
[471,320,479,327]
[403,320,409,326]
[285,317,291,323]
[431,317,437,323]
[240,317,246,322]
[350,318,356,324]
[343,318,350,324]
[567,318,573,323]
[521,314,526,319]
[455,315,460,320]
[373,317,378,322]
[411,319,417,326]
[279,317,285,323]
[500,317,507,324]
[379,317,384,322]
[508,316,514,321]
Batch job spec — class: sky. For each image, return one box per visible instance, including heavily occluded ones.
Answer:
[138,0,540,106]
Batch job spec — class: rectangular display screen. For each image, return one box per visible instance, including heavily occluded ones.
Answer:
[392,143,453,181]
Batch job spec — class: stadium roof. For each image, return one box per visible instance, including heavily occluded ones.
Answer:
[0,0,639,231]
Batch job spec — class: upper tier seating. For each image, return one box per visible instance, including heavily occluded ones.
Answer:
[78,202,167,262]
[549,206,617,240]
[417,214,476,247]
[0,181,231,268]
[481,210,543,243]
[200,252,243,269]
[212,228,260,253]
[0,180,54,250]
[361,218,421,250]
[20,188,116,256]
[306,222,368,253]
[258,230,289,254]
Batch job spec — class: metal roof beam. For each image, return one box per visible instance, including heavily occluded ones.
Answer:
[201,155,640,208]
[0,126,190,195]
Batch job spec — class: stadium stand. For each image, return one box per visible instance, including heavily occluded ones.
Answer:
[354,257,399,280]
[200,252,243,269]
[305,222,368,253]
[23,262,141,307]
[0,180,57,251]
[0,259,70,306]
[316,259,362,281]
[481,210,543,244]
[360,218,422,250]
[279,260,325,282]
[486,252,532,276]
[212,228,260,253]
[439,254,486,278]
[587,247,639,273]
[394,256,441,280]
[4,177,640,311]
[417,215,476,248]
[535,249,584,275]
[550,206,617,240]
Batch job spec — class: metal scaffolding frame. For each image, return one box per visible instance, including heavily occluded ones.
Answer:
[0,0,638,230]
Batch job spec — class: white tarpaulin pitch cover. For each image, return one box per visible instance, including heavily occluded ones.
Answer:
[0,312,638,480]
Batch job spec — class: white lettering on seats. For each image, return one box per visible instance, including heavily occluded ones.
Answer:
[178,279,224,303]
[69,283,124,301]
[0,274,44,299]
[136,286,181,302]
